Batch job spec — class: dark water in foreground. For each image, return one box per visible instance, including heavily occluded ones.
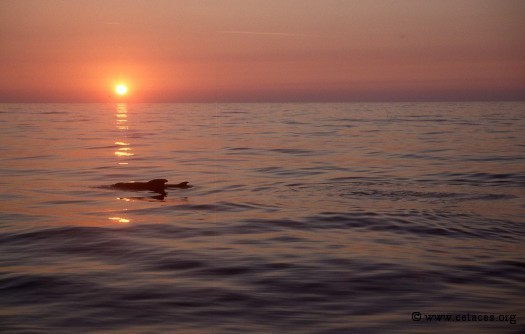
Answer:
[0,102,524,333]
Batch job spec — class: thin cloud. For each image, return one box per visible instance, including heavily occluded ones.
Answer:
[219,30,306,37]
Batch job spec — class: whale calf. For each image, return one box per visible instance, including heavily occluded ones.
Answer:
[111,179,192,193]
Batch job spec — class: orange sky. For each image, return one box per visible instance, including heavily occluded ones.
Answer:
[0,0,524,102]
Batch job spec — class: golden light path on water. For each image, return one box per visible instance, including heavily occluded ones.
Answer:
[114,104,133,158]
[109,103,133,224]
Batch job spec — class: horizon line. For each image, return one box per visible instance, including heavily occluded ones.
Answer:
[0,98,524,104]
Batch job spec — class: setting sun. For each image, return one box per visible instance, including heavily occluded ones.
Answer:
[115,84,128,96]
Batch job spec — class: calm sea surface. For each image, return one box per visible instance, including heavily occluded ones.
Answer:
[0,102,524,333]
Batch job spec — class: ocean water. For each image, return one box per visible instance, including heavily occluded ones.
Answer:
[0,102,524,333]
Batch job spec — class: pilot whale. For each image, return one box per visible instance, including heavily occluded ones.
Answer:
[111,179,192,193]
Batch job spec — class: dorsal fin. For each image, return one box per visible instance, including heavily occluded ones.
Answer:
[148,179,168,185]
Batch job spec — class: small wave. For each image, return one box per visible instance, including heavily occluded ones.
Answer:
[338,188,516,202]
[226,147,253,151]
[87,145,118,150]
[9,154,58,160]
[269,148,316,155]
[40,199,93,205]
[38,111,70,115]
[126,201,278,215]
[255,166,324,177]
[422,172,525,187]
[228,211,524,241]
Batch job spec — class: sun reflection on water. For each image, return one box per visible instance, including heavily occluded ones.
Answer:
[116,103,128,130]
[108,217,131,224]
[114,148,134,157]
[114,103,134,159]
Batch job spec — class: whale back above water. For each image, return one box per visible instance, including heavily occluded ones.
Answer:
[111,179,191,193]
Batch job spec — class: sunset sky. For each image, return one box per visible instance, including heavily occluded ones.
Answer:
[1,0,524,102]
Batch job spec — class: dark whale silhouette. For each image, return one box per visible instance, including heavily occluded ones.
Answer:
[111,179,192,194]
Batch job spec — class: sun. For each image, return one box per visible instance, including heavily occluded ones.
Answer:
[115,84,128,96]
